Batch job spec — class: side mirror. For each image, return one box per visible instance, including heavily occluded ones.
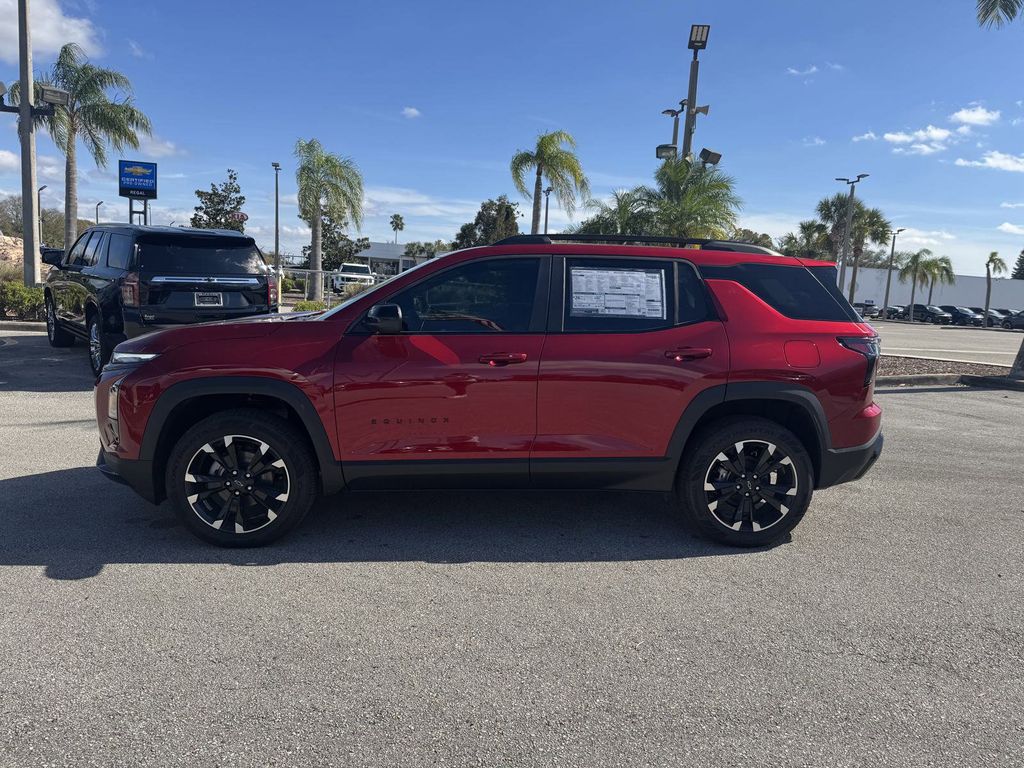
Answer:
[41,249,64,266]
[364,303,403,334]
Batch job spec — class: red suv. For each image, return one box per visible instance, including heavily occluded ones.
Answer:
[94,235,882,548]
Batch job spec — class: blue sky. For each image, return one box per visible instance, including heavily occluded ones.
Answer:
[1,0,1023,275]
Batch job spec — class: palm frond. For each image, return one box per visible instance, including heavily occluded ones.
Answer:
[977,0,1022,27]
[509,150,537,199]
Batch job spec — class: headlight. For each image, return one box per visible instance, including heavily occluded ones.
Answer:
[108,376,125,420]
[109,351,159,365]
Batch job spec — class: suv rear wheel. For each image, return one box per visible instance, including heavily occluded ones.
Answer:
[677,416,813,547]
[45,295,74,348]
[87,313,111,375]
[165,409,318,546]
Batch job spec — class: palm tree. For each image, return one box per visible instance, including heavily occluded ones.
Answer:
[294,138,363,301]
[977,0,1022,26]
[10,43,151,248]
[847,207,892,301]
[898,249,934,322]
[510,130,589,234]
[640,158,741,238]
[389,213,404,244]
[926,255,955,304]
[814,193,852,261]
[983,251,1008,323]
[573,189,651,235]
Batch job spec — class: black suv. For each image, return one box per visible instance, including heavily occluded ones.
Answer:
[43,225,277,375]
[939,305,984,326]
[906,304,952,324]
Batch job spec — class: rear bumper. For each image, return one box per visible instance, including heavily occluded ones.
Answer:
[817,430,883,489]
[97,449,160,504]
[122,309,274,339]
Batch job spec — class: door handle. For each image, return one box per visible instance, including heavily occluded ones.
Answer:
[665,347,713,362]
[479,352,528,366]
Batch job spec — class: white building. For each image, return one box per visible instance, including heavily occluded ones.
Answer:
[847,265,1024,310]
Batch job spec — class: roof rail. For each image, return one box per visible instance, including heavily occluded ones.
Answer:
[492,233,781,255]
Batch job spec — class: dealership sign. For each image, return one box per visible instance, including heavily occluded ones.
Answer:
[118,160,157,199]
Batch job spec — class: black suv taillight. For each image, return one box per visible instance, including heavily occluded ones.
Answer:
[839,335,880,387]
[267,275,277,308]
[121,272,140,307]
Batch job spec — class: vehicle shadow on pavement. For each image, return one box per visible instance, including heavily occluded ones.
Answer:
[0,468,768,580]
[0,333,94,393]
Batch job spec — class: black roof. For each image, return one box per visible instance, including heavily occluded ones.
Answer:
[87,224,252,241]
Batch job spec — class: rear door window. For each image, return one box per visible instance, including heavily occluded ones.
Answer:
[82,232,105,267]
[106,233,133,270]
[135,239,265,275]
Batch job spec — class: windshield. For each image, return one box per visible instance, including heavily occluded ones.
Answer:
[340,264,371,275]
[136,239,264,275]
[926,306,943,312]
[319,259,436,320]
[957,307,974,313]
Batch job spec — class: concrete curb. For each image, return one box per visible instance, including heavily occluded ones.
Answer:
[940,325,1021,333]
[961,375,1024,392]
[882,353,1011,368]
[876,374,965,387]
[0,320,46,332]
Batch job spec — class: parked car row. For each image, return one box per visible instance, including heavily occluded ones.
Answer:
[868,303,1022,327]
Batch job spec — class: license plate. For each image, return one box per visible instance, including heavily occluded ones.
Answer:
[194,292,223,307]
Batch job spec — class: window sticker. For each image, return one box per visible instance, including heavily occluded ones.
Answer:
[569,267,666,319]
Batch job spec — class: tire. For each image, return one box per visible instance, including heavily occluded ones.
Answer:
[1002,321,1012,330]
[45,295,74,348]
[676,416,814,547]
[86,312,111,376]
[164,409,318,547]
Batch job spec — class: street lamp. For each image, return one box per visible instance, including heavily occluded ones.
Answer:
[95,200,103,224]
[656,102,684,160]
[543,186,553,234]
[698,147,722,168]
[681,24,711,160]
[36,184,45,244]
[882,227,906,316]
[271,162,281,276]
[835,173,869,294]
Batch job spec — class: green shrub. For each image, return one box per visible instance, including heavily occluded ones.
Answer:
[0,262,21,283]
[292,300,327,313]
[0,281,45,320]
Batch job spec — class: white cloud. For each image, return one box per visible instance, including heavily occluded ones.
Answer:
[736,212,800,239]
[956,125,972,135]
[401,106,421,119]
[37,154,63,182]
[137,135,183,158]
[894,142,945,156]
[825,62,845,71]
[949,105,1000,126]
[127,40,150,59]
[955,150,1024,173]
[852,131,877,142]
[785,65,818,76]
[0,149,17,172]
[364,186,478,219]
[1012,117,1024,127]
[899,228,956,247]
[1000,201,1024,208]
[883,125,952,144]
[802,136,826,147]
[997,222,1024,235]
[0,0,102,64]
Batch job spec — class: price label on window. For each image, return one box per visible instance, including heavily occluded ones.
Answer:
[569,267,666,319]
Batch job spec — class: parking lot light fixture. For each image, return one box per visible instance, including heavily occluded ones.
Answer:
[95,200,103,225]
[698,147,722,168]
[882,227,906,315]
[835,174,869,293]
[543,186,553,234]
[657,103,684,160]
[688,24,710,50]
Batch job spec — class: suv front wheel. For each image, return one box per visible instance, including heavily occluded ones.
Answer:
[677,416,814,547]
[165,409,318,546]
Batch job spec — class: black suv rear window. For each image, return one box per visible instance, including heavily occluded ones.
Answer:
[701,263,859,322]
[135,238,265,275]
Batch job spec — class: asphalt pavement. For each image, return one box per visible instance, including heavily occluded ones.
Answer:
[873,319,1021,366]
[0,330,1022,767]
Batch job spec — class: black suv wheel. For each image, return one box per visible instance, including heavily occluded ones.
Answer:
[164,409,318,546]
[677,416,814,547]
[86,313,112,376]
[45,295,74,348]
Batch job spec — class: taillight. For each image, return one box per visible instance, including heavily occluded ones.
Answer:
[121,272,140,307]
[839,335,880,387]
[267,275,277,308]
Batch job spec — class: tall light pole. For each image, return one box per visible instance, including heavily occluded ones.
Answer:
[543,186,553,234]
[95,200,103,225]
[882,227,905,316]
[681,24,711,161]
[37,185,46,244]
[271,162,281,274]
[835,173,868,292]
[17,0,40,286]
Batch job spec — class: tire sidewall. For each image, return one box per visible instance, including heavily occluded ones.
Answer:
[164,411,318,547]
[678,417,814,547]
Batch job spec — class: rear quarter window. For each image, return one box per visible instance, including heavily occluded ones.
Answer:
[106,234,133,270]
[701,263,859,322]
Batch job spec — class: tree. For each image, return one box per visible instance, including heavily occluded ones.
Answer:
[510,130,589,234]
[452,196,521,249]
[10,43,151,249]
[925,255,956,304]
[730,228,774,248]
[1011,249,1024,280]
[299,212,369,271]
[777,220,830,259]
[983,251,1008,323]
[898,248,934,321]
[572,189,651,235]
[847,206,892,301]
[190,169,246,232]
[389,214,405,244]
[977,0,1022,26]
[641,158,741,238]
[294,138,364,301]
[404,240,451,260]
[0,193,90,247]
[814,193,850,262]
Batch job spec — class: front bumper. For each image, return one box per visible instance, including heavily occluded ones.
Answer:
[97,449,160,504]
[817,430,883,489]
